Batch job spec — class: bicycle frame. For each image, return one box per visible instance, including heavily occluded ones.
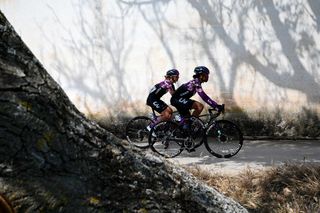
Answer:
[174,108,223,132]
[199,109,223,126]
[169,110,221,149]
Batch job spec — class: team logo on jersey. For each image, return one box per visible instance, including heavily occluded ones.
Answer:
[180,91,189,96]
[178,98,188,104]
[153,101,160,108]
[149,86,156,93]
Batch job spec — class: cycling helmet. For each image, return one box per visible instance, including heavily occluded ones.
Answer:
[194,66,210,75]
[166,69,179,76]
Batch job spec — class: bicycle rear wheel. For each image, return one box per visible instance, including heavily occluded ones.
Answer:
[204,120,243,158]
[149,121,183,158]
[125,116,152,148]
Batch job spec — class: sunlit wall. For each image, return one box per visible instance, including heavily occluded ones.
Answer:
[1,0,319,115]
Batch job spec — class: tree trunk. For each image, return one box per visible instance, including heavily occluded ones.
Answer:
[0,10,247,212]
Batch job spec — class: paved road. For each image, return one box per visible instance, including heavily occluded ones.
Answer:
[169,140,320,175]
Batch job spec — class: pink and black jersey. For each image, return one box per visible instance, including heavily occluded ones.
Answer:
[171,78,217,108]
[146,79,175,113]
[148,79,175,99]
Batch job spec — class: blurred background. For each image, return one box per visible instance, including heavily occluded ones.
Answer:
[1,0,319,137]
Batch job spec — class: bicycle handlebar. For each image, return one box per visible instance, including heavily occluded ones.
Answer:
[208,104,225,118]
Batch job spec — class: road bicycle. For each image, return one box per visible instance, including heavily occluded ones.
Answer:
[125,108,158,148]
[125,108,181,148]
[148,105,243,158]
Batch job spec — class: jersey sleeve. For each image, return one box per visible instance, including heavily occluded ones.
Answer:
[196,84,218,108]
[161,80,175,95]
[167,84,175,95]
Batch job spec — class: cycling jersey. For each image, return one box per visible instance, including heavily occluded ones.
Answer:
[171,78,217,116]
[148,79,175,99]
[146,79,175,113]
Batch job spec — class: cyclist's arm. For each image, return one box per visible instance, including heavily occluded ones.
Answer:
[162,80,175,95]
[168,83,176,95]
[196,87,218,108]
[168,88,175,95]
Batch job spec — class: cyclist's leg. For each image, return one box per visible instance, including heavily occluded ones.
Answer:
[191,101,204,117]
[160,106,173,121]
[146,98,168,128]
[171,98,192,119]
[171,98,194,131]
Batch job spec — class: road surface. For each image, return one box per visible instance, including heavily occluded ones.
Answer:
[168,140,320,175]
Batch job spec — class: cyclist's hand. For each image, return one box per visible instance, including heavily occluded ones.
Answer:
[215,104,225,113]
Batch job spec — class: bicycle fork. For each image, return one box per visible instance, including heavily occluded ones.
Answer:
[206,122,227,142]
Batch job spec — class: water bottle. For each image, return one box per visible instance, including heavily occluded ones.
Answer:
[174,114,181,122]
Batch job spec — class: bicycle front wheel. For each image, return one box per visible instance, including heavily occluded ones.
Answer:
[149,121,183,158]
[125,116,152,148]
[204,120,243,158]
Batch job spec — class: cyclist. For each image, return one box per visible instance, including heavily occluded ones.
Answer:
[146,69,180,129]
[170,66,223,119]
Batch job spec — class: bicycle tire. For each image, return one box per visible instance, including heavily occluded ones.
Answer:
[125,116,152,148]
[204,120,243,158]
[149,121,183,158]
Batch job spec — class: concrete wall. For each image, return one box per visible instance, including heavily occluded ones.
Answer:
[1,0,320,115]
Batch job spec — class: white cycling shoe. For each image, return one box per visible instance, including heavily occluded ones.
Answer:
[146,125,157,137]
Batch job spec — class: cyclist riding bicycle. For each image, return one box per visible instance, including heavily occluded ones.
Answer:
[170,66,223,119]
[146,69,180,129]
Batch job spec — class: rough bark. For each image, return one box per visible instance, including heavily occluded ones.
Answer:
[0,10,247,212]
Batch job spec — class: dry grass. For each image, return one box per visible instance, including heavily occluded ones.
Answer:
[187,164,320,213]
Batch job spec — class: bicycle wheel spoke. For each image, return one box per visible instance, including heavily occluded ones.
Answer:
[125,116,152,148]
[205,120,243,158]
[149,121,183,158]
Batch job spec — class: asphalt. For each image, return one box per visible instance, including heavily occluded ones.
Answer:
[168,140,320,175]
